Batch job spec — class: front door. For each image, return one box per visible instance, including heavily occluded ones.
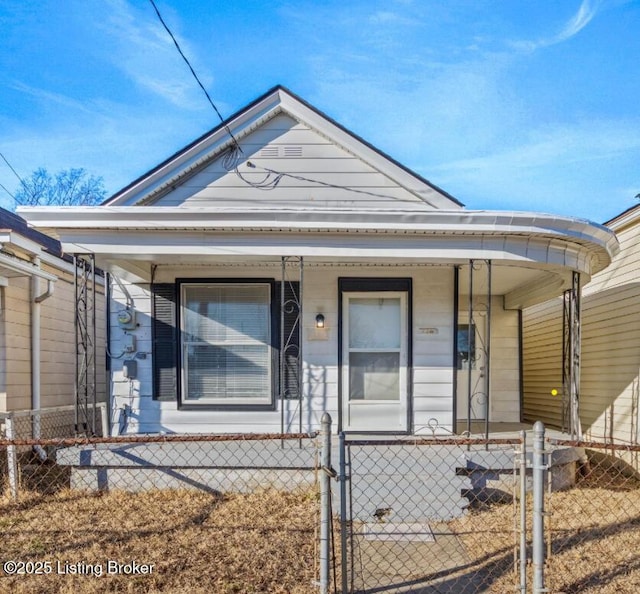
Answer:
[342,292,408,432]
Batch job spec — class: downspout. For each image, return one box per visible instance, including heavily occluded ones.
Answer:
[31,256,55,461]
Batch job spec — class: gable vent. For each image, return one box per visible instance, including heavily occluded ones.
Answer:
[284,146,303,157]
[260,147,279,157]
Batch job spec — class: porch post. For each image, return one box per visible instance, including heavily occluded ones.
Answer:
[74,254,97,436]
[484,260,492,443]
[280,257,285,438]
[571,271,582,439]
[279,256,303,438]
[562,271,582,439]
[467,260,474,436]
[298,257,304,440]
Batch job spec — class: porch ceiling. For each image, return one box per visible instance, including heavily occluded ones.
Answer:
[95,254,569,310]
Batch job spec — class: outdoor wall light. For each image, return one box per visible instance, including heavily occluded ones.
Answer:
[315,313,325,329]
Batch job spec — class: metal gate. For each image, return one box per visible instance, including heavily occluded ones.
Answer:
[337,434,525,594]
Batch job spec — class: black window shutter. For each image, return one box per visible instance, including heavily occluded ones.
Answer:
[151,283,177,401]
[277,281,301,400]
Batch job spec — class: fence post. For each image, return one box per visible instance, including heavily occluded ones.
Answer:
[339,432,348,594]
[5,413,19,500]
[532,421,546,593]
[519,429,527,593]
[320,412,332,594]
[99,402,109,437]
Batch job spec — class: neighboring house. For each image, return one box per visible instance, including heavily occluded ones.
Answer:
[19,86,618,436]
[523,204,640,444]
[0,207,106,434]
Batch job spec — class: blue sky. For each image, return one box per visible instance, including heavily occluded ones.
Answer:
[0,0,638,222]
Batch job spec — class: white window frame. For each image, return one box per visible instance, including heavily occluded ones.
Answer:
[179,282,272,407]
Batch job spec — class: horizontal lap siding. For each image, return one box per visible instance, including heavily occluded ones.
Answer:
[1,262,106,412]
[152,114,430,211]
[412,268,455,430]
[40,264,107,409]
[523,220,640,442]
[488,297,521,422]
[522,298,563,428]
[110,265,457,434]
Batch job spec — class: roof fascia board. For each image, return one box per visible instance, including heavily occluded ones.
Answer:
[16,206,618,250]
[105,86,463,209]
[604,204,640,233]
[106,89,285,206]
[0,251,58,281]
[0,229,79,277]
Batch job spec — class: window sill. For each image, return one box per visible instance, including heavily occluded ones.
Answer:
[177,402,277,412]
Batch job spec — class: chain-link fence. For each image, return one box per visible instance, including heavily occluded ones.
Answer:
[338,436,524,593]
[6,413,640,593]
[543,437,640,594]
[1,403,109,440]
[1,418,321,594]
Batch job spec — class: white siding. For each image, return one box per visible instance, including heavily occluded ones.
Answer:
[109,265,459,434]
[489,298,521,422]
[151,114,434,211]
[110,263,525,434]
[523,216,640,443]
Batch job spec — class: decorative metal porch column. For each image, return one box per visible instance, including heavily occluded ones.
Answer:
[280,256,303,437]
[465,259,493,440]
[562,271,582,439]
[74,254,97,436]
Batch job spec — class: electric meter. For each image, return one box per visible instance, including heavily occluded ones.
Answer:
[117,308,136,330]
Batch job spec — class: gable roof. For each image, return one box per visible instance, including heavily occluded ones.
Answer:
[104,85,464,210]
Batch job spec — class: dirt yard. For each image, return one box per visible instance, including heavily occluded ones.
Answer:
[0,488,318,594]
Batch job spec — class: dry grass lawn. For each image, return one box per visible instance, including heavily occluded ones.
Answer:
[0,488,318,594]
[3,449,640,593]
[451,453,640,593]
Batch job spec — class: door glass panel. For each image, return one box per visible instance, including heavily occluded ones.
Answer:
[349,352,400,401]
[349,298,401,349]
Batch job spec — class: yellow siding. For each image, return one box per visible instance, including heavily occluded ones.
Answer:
[0,260,106,414]
[523,214,640,443]
[3,276,32,410]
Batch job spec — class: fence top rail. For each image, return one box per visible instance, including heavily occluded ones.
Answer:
[345,437,522,447]
[548,438,640,452]
[0,431,318,448]
[0,402,108,420]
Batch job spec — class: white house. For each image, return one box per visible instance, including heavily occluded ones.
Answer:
[19,86,618,436]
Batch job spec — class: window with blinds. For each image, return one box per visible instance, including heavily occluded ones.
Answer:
[180,283,271,404]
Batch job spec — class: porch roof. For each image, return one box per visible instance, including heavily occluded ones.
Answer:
[19,206,617,267]
[18,205,618,309]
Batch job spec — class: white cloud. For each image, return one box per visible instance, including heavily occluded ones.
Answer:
[424,117,640,220]
[100,0,210,109]
[510,0,601,52]
[9,82,99,116]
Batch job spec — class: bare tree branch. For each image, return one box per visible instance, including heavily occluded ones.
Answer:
[15,167,107,206]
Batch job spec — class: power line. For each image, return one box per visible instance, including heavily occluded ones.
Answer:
[0,150,26,186]
[0,180,17,203]
[145,2,411,202]
[147,0,242,157]
[244,162,422,202]
[0,150,25,205]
